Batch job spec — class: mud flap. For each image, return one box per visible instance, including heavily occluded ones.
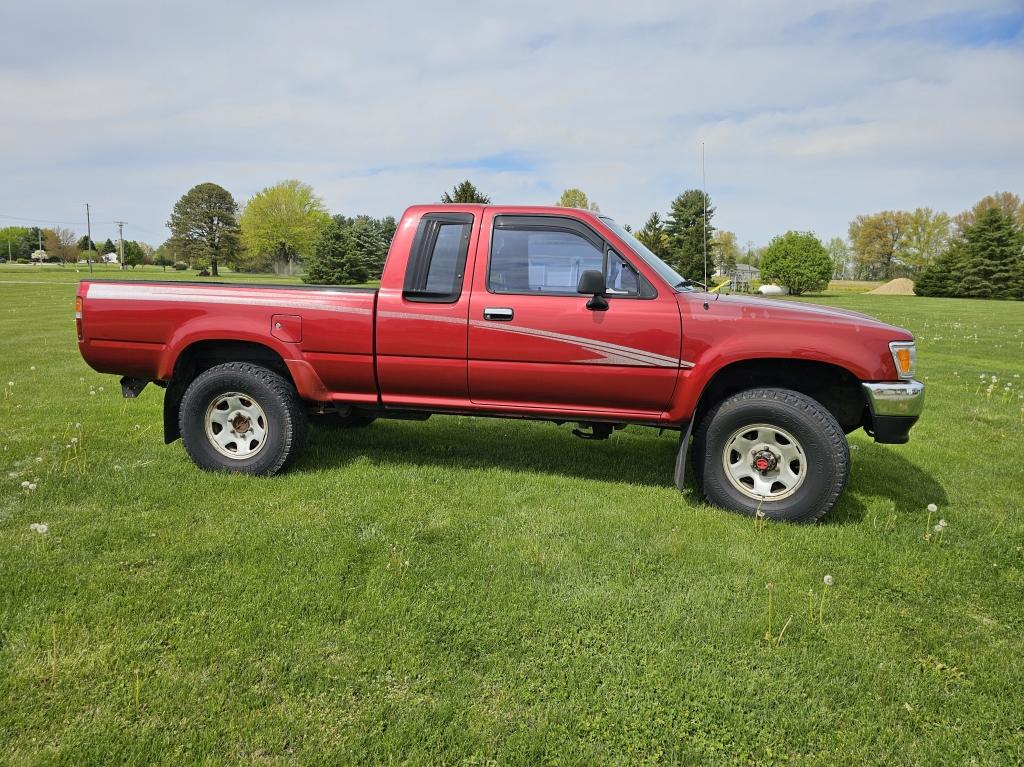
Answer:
[673,420,695,492]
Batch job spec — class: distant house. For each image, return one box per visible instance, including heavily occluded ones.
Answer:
[102,252,119,263]
[721,263,760,292]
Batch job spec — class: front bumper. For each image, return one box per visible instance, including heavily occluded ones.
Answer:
[862,379,925,444]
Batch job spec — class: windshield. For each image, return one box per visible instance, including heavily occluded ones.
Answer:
[599,217,693,291]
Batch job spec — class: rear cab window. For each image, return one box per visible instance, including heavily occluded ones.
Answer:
[403,213,473,303]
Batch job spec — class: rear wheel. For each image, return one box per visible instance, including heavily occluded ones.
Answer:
[179,362,307,475]
[693,388,849,523]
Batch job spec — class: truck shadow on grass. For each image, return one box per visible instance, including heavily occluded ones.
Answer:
[299,417,945,524]
[828,441,948,524]
[301,416,680,488]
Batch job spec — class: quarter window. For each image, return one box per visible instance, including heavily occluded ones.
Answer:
[403,214,472,303]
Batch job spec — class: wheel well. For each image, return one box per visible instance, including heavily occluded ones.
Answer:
[692,359,866,433]
[163,340,293,443]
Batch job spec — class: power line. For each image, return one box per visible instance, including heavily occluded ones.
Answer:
[0,213,88,226]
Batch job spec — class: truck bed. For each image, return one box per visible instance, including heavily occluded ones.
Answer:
[78,279,380,404]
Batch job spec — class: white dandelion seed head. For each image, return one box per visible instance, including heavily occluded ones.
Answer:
[927,503,938,513]
[823,574,834,587]
[71,437,78,443]
[991,375,998,383]
[934,523,943,533]
[938,519,948,528]
[33,523,47,534]
[34,456,42,463]
[30,366,35,371]
[6,381,13,386]
[20,481,29,489]
[75,423,81,429]
[27,483,37,491]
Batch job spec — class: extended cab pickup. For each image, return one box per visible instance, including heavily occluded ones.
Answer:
[77,205,924,522]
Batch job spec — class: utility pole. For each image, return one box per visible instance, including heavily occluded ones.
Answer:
[115,220,127,270]
[84,203,94,273]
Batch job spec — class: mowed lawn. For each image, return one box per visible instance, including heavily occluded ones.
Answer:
[1,267,1022,766]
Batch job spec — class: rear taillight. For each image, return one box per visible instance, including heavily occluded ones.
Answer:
[75,296,83,341]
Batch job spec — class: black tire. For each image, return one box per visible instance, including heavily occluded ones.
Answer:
[179,362,307,475]
[693,387,850,523]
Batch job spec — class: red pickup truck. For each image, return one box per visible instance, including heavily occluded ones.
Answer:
[76,204,924,522]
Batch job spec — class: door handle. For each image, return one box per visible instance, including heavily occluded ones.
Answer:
[483,307,514,321]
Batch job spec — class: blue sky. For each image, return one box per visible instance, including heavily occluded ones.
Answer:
[1,0,1022,248]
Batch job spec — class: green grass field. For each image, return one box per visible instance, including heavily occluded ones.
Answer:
[1,268,1022,765]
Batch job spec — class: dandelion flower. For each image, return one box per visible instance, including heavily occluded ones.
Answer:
[6,381,12,386]
[71,437,78,444]
[30,366,36,371]
[823,574,834,587]
[31,523,47,534]
[89,390,96,396]
[938,519,948,528]
[933,523,942,533]
[20,481,29,489]
[27,483,37,491]
[927,503,938,513]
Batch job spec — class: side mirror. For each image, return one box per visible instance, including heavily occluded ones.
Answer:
[577,269,608,311]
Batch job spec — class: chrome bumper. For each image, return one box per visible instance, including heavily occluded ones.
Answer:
[862,380,925,418]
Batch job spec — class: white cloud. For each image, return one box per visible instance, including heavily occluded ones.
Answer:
[1,0,1021,245]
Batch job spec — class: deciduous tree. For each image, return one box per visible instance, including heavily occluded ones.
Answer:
[167,182,241,277]
[902,208,951,273]
[240,180,331,274]
[953,192,1024,233]
[713,230,740,275]
[848,210,912,280]
[555,188,599,211]
[760,231,832,295]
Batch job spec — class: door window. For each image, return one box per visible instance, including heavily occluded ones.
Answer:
[489,228,603,295]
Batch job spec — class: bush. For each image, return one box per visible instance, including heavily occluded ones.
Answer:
[16,258,30,264]
[172,262,188,271]
[759,231,832,295]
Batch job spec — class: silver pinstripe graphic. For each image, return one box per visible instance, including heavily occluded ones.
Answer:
[87,283,373,316]
[87,285,694,369]
[378,310,694,369]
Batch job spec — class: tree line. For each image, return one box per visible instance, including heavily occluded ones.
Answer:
[9,178,1019,299]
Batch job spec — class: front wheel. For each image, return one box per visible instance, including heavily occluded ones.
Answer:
[693,388,850,523]
[179,362,307,475]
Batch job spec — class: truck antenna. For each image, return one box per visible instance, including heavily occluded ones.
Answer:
[701,141,708,291]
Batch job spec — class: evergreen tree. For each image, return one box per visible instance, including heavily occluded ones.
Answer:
[101,238,116,254]
[664,190,715,281]
[958,207,1024,299]
[441,180,491,204]
[304,217,363,284]
[348,216,388,280]
[636,212,670,260]
[914,244,963,297]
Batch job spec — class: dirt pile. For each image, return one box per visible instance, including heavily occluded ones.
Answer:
[868,278,915,295]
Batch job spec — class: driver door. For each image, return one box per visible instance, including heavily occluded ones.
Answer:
[467,213,682,417]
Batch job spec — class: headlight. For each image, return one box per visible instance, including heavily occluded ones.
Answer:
[889,341,916,380]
